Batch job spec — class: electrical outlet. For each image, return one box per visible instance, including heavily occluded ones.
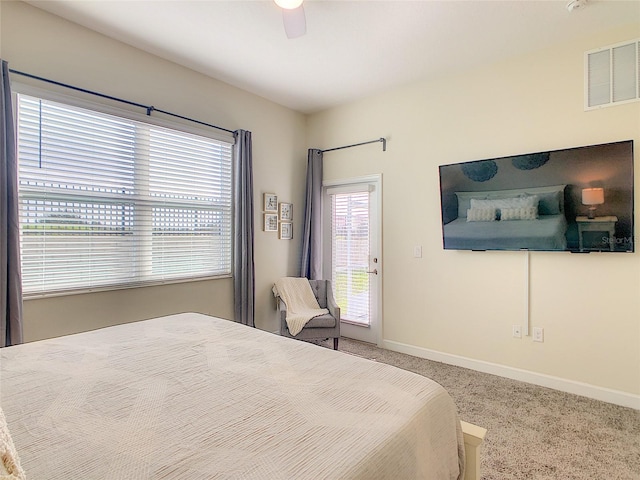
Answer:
[512,325,522,338]
[533,327,544,343]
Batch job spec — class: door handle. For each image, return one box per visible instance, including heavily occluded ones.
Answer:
[367,269,378,275]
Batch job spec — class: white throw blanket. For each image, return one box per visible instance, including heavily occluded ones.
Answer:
[273,277,329,336]
[0,407,26,480]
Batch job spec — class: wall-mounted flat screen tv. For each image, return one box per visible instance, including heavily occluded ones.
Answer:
[439,140,634,253]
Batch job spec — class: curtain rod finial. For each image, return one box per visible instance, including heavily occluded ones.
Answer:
[380,138,387,152]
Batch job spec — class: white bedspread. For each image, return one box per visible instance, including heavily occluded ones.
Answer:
[0,313,465,479]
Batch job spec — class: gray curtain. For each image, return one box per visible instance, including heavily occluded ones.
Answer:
[233,130,255,327]
[0,60,23,347]
[300,149,323,279]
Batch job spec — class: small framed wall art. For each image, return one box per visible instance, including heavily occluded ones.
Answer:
[279,222,293,240]
[263,213,278,232]
[279,202,293,222]
[263,193,278,213]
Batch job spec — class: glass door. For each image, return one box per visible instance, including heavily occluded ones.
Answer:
[324,176,381,344]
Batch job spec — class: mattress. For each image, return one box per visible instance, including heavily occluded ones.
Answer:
[0,313,465,479]
[443,214,568,250]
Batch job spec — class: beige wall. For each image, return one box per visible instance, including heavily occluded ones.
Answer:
[1,1,307,340]
[2,1,639,402]
[308,24,640,398]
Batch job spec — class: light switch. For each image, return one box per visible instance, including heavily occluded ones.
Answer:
[413,246,422,258]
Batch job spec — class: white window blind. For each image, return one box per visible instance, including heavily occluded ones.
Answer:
[17,94,233,295]
[330,190,370,325]
[586,39,639,109]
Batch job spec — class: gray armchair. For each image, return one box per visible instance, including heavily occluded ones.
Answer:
[279,279,341,350]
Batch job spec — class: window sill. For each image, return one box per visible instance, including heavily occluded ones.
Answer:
[23,274,232,300]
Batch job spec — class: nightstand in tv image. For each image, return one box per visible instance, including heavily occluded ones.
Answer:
[575,216,618,251]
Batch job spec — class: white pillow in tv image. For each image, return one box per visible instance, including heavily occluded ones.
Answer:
[470,195,539,210]
[500,206,539,221]
[466,207,497,222]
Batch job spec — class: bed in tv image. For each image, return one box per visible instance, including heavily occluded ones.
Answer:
[439,140,634,253]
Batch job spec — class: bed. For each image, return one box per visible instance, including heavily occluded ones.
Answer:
[0,313,485,480]
[443,185,568,251]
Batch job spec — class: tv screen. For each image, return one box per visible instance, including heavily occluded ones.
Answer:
[438,140,634,253]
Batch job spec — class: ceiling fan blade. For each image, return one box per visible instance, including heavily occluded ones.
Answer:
[282,5,306,39]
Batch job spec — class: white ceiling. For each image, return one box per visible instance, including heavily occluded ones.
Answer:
[26,0,640,114]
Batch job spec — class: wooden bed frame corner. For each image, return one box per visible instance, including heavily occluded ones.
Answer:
[461,420,487,480]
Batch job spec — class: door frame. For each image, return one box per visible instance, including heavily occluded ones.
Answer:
[322,174,383,347]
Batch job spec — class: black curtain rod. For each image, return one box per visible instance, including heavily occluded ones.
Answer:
[321,137,386,153]
[8,68,236,135]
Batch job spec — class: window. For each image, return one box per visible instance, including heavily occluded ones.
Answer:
[17,93,233,295]
[330,190,370,325]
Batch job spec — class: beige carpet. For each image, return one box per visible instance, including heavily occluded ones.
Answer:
[313,337,640,479]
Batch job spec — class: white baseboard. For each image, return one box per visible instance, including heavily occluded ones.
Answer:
[381,339,640,410]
